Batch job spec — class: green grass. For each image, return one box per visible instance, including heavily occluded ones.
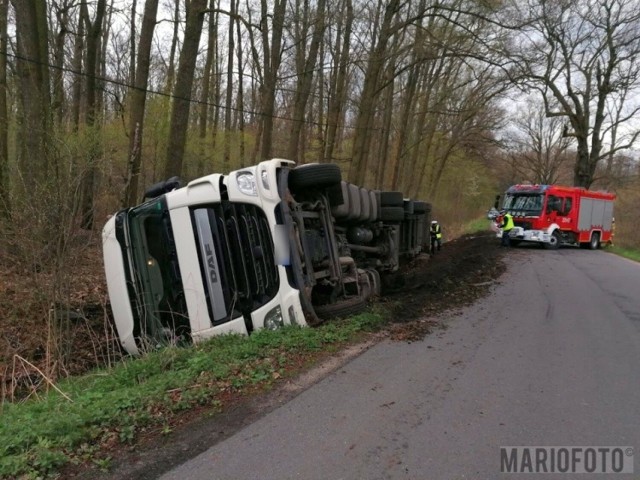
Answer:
[0,312,384,478]
[607,245,640,262]
[465,217,492,234]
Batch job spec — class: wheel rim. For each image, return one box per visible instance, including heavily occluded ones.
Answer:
[550,234,558,246]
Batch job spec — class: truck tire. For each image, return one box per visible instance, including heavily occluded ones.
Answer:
[359,188,371,222]
[380,206,405,222]
[589,232,601,250]
[413,201,428,214]
[545,230,561,250]
[380,191,404,207]
[369,190,378,221]
[347,184,361,220]
[403,199,414,214]
[313,296,368,320]
[289,163,341,192]
[331,181,350,219]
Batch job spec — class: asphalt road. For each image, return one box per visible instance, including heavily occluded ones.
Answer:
[160,248,640,479]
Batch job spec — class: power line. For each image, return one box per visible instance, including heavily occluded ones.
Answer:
[3,50,379,132]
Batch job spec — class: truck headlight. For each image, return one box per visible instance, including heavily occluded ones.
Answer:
[236,171,257,196]
[264,306,284,330]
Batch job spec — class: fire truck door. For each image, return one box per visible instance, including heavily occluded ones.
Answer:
[557,196,574,229]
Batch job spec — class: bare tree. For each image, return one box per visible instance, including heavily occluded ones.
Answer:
[503,0,640,188]
[11,0,53,178]
[323,0,353,164]
[259,0,286,160]
[286,0,327,160]
[505,99,572,185]
[124,0,160,206]
[0,0,8,203]
[164,0,208,177]
[79,0,107,229]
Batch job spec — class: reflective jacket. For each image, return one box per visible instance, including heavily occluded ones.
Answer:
[501,213,514,231]
[431,223,442,239]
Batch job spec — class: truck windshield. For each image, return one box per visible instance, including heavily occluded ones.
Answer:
[503,194,543,215]
[127,198,189,345]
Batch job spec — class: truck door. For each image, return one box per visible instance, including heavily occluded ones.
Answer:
[557,195,575,231]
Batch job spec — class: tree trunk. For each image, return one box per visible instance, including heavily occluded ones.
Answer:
[164,0,180,95]
[286,0,327,160]
[80,0,107,229]
[259,0,286,160]
[349,0,401,186]
[0,0,7,205]
[164,0,208,178]
[124,0,160,206]
[198,0,217,176]
[11,0,52,179]
[129,0,137,87]
[324,0,353,163]
[235,11,246,167]
[376,64,395,188]
[52,1,70,125]
[222,0,235,171]
[70,4,85,130]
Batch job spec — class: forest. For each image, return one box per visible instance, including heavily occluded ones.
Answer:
[1,0,640,394]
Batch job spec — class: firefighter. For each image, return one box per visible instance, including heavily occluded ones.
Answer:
[430,220,442,254]
[500,209,514,247]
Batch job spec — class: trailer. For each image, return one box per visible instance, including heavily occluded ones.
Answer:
[102,159,431,354]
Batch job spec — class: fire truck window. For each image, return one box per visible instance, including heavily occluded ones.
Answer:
[562,197,572,216]
[546,196,561,213]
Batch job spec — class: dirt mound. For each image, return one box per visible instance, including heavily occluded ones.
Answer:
[381,233,507,340]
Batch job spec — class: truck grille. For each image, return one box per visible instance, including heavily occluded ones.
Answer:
[192,203,279,326]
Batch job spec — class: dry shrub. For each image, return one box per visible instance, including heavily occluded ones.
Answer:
[613,179,640,249]
[0,135,121,402]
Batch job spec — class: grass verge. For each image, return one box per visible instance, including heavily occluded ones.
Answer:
[606,245,640,262]
[465,217,492,234]
[0,312,384,479]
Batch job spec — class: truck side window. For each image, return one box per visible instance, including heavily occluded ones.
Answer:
[562,197,572,216]
[546,195,560,214]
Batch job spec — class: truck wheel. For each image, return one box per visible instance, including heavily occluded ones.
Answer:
[545,230,561,250]
[380,191,404,207]
[380,206,405,222]
[289,163,342,192]
[413,201,429,214]
[589,232,601,250]
[510,240,521,247]
[313,296,368,320]
[403,199,414,214]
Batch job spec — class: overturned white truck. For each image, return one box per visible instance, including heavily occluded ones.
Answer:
[102,159,431,354]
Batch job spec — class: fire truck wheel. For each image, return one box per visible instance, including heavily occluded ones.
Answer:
[289,163,342,192]
[545,230,561,250]
[589,232,601,250]
[510,240,521,247]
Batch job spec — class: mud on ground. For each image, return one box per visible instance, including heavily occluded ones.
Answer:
[382,233,507,341]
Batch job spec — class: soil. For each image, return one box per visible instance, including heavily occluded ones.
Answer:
[383,232,507,340]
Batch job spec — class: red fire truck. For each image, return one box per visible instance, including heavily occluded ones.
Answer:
[490,184,615,249]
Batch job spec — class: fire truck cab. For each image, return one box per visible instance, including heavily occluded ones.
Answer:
[492,184,615,249]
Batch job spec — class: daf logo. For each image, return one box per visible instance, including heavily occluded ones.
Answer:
[205,243,218,283]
